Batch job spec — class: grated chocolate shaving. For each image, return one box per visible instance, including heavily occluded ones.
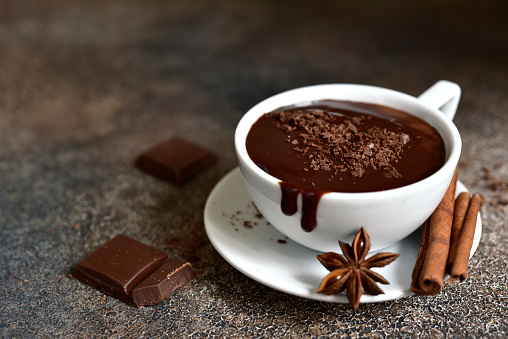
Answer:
[269,109,409,178]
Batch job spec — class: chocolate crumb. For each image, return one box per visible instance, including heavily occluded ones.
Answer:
[497,197,508,205]
[277,239,287,244]
[483,166,508,191]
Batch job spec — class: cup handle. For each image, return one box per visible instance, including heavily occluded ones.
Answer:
[417,80,461,121]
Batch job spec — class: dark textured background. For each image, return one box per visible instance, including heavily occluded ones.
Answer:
[1,0,507,337]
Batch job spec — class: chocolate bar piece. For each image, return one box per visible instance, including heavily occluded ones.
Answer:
[73,234,168,305]
[135,137,218,185]
[74,235,197,307]
[132,258,197,307]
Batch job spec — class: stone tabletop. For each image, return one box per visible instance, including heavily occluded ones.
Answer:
[1,0,507,337]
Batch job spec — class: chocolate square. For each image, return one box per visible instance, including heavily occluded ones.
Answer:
[73,234,169,305]
[132,258,197,307]
[74,235,197,307]
[135,137,218,185]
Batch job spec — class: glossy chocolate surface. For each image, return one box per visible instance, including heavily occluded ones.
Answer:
[247,100,446,193]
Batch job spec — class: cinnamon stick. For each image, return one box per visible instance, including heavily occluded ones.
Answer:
[448,194,481,283]
[411,218,430,292]
[446,192,471,273]
[411,167,458,295]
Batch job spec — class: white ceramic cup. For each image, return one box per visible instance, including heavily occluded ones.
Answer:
[235,81,461,252]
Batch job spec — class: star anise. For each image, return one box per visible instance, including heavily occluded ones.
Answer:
[316,227,400,309]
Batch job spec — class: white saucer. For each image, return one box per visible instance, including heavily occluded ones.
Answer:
[204,167,482,304]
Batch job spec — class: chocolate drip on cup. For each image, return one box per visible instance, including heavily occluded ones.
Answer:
[280,182,325,232]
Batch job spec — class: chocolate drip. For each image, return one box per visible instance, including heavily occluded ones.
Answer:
[301,188,324,232]
[280,182,325,232]
[280,182,300,216]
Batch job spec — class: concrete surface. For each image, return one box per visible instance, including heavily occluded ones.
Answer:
[1,0,507,337]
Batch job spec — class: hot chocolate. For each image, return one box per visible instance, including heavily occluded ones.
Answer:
[246,100,446,231]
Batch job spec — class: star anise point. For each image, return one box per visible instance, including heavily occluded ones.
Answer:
[316,227,399,310]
